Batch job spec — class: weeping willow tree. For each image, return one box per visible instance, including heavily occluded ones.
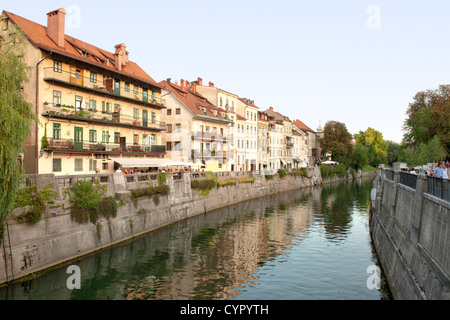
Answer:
[0,27,36,237]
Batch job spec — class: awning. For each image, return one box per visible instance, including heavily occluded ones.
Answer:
[281,159,287,165]
[111,158,171,168]
[112,158,205,168]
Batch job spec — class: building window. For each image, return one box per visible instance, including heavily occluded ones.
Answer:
[133,108,139,120]
[89,130,97,143]
[102,131,109,143]
[75,69,81,80]
[167,109,172,116]
[176,108,181,115]
[53,159,62,172]
[102,101,111,113]
[90,72,97,83]
[53,61,62,73]
[174,141,181,150]
[124,83,130,92]
[167,124,172,133]
[74,159,83,172]
[102,163,108,170]
[151,112,156,124]
[114,132,120,144]
[53,90,61,106]
[142,88,148,102]
[133,85,139,95]
[89,159,97,172]
[75,96,83,111]
[175,124,181,132]
[89,100,96,111]
[166,141,172,151]
[53,123,61,141]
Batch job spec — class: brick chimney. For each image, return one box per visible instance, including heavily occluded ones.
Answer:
[269,107,273,111]
[209,82,214,87]
[192,83,197,93]
[114,43,129,71]
[47,8,66,48]
[197,77,203,86]
[180,79,185,91]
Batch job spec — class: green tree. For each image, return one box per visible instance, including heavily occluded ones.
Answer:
[399,135,446,167]
[351,144,369,170]
[0,28,35,231]
[386,141,401,166]
[403,85,450,157]
[319,121,353,167]
[355,127,388,167]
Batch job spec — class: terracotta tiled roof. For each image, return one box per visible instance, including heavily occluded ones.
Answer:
[264,107,290,122]
[238,98,259,109]
[3,10,162,89]
[159,80,232,124]
[293,119,315,133]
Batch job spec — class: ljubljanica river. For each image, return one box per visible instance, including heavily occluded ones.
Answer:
[0,177,392,300]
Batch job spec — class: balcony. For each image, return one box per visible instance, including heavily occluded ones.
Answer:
[43,68,165,109]
[43,137,166,155]
[191,149,227,160]
[191,131,227,143]
[42,103,166,132]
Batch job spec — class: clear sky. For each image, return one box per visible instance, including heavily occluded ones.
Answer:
[4,0,450,143]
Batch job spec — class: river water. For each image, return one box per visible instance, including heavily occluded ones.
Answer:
[0,177,392,300]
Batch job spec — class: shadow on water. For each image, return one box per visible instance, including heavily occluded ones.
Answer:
[0,177,392,300]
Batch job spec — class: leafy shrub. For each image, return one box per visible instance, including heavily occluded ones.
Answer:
[278,169,287,178]
[68,180,117,224]
[332,164,347,178]
[14,183,57,225]
[320,165,330,179]
[300,168,307,177]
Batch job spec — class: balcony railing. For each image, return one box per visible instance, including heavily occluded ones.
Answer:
[191,131,227,143]
[399,172,417,190]
[42,103,166,131]
[44,137,165,155]
[43,68,165,108]
[427,176,450,202]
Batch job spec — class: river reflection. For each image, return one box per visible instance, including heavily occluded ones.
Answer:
[0,177,391,300]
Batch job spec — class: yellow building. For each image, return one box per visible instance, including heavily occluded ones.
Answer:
[1,8,166,175]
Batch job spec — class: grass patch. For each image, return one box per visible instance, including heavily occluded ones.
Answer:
[130,184,169,199]
[238,176,255,184]
[362,165,377,172]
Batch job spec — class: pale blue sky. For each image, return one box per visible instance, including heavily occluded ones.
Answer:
[4,1,450,143]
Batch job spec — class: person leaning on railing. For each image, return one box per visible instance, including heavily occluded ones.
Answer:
[433,162,444,178]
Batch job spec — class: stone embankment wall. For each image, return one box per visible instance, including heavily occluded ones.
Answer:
[370,167,450,300]
[1,168,328,285]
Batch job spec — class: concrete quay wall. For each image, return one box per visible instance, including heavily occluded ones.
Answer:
[370,167,450,300]
[1,168,329,285]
